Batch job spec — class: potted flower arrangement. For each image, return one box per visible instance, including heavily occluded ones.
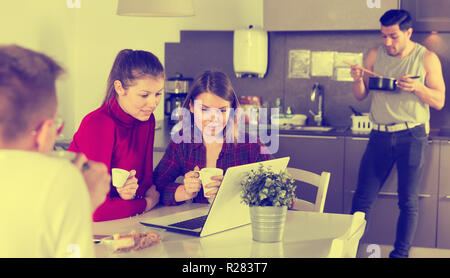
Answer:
[241,164,296,242]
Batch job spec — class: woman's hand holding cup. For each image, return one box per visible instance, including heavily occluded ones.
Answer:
[199,168,224,202]
[203,174,223,200]
[116,169,139,200]
[183,166,202,199]
[181,166,224,202]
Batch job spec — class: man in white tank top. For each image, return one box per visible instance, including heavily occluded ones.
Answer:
[349,9,445,258]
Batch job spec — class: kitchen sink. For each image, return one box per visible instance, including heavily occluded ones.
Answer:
[293,126,334,132]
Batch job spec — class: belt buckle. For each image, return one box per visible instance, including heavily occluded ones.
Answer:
[384,123,396,132]
[380,123,400,132]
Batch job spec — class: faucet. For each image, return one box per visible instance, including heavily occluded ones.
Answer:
[309,83,324,126]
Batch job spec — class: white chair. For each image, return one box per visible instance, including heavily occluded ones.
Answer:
[287,167,331,213]
[328,211,367,258]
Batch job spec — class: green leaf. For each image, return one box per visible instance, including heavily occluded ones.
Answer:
[259,192,267,200]
[241,163,297,207]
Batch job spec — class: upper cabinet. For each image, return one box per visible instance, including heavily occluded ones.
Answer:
[263,0,400,31]
[401,0,450,32]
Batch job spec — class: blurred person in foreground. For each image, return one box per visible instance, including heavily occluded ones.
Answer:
[0,45,110,258]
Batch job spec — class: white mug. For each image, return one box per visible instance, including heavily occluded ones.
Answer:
[111,168,130,188]
[198,168,223,198]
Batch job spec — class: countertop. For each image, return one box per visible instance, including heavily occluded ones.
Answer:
[56,119,450,152]
[277,126,445,139]
[276,126,450,141]
[154,119,450,152]
[154,120,172,152]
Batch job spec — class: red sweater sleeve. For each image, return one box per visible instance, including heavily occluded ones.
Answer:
[69,111,114,166]
[69,110,147,222]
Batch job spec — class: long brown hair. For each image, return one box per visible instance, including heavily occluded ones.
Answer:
[102,49,165,106]
[182,70,242,142]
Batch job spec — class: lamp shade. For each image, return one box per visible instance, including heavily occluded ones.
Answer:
[117,0,194,17]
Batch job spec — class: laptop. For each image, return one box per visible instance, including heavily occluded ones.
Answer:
[140,157,290,237]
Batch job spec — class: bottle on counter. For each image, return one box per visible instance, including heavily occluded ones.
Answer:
[285,106,293,119]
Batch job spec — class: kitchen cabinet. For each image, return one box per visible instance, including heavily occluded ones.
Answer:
[437,140,450,249]
[263,0,400,31]
[402,0,450,32]
[437,199,450,249]
[274,134,345,213]
[343,137,439,248]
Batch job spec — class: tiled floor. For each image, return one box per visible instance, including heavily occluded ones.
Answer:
[357,243,450,258]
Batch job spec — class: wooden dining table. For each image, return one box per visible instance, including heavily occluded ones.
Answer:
[92,203,366,258]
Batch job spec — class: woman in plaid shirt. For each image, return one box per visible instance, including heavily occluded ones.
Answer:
[154,70,273,206]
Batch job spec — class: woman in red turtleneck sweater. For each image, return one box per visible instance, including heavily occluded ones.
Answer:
[69,49,163,222]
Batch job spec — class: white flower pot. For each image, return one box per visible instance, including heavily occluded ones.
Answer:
[249,206,287,243]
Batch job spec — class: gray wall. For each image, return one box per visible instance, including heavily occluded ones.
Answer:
[165,30,450,129]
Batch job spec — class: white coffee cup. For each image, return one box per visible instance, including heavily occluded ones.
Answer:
[198,168,223,198]
[111,168,130,188]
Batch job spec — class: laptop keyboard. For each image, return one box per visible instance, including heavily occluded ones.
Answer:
[168,215,208,230]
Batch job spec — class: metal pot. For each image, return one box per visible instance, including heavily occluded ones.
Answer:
[368,76,420,91]
[249,206,287,242]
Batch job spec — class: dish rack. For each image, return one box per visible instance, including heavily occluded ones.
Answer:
[351,113,372,133]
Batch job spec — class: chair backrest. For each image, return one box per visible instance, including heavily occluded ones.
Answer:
[328,211,367,258]
[287,167,331,213]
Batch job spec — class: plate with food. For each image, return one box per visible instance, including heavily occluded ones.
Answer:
[94,230,163,254]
